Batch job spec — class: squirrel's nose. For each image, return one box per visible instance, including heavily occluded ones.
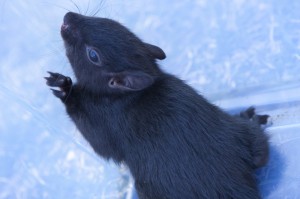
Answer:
[63,12,83,24]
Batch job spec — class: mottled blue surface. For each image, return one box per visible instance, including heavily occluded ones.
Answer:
[0,0,299,198]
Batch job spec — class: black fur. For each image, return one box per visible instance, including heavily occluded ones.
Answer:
[46,12,269,199]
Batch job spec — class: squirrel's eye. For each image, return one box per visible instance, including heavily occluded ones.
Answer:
[86,47,101,65]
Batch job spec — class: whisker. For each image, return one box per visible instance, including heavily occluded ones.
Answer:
[69,0,81,14]
[91,0,104,17]
[40,1,72,12]
[84,0,91,15]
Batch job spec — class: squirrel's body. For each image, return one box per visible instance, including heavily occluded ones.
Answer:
[46,12,269,199]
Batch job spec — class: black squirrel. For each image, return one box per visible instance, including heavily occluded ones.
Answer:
[46,12,270,199]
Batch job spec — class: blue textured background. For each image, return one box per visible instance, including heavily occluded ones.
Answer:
[0,0,300,198]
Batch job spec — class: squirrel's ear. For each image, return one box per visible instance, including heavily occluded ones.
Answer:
[108,71,154,91]
[144,43,166,60]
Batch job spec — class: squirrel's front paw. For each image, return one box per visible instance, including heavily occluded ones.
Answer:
[45,72,72,101]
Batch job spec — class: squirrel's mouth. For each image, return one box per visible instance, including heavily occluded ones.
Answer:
[61,12,82,45]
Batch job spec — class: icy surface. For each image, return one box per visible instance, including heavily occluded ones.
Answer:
[0,0,300,198]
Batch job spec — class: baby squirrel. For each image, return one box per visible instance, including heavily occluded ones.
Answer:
[46,12,269,199]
